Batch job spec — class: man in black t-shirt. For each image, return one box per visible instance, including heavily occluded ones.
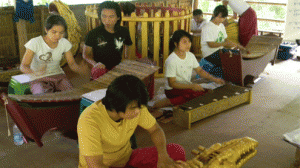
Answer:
[83,1,132,80]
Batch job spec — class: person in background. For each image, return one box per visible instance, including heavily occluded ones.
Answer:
[191,9,207,35]
[119,2,144,59]
[222,0,258,47]
[20,14,82,95]
[149,30,225,112]
[77,74,189,168]
[200,5,246,78]
[120,2,136,16]
[83,1,132,80]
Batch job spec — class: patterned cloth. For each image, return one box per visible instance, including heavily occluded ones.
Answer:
[197,49,240,79]
[14,0,35,23]
[120,143,186,168]
[165,88,208,106]
[30,74,73,94]
[239,8,258,47]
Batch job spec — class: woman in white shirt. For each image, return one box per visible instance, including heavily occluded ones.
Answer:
[20,15,82,94]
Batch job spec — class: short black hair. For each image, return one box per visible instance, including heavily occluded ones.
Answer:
[102,75,149,113]
[213,5,228,18]
[193,9,203,16]
[120,2,136,16]
[98,1,122,31]
[45,14,68,32]
[169,30,192,53]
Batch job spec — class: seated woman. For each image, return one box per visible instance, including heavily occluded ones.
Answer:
[200,5,246,78]
[150,30,225,112]
[20,14,82,95]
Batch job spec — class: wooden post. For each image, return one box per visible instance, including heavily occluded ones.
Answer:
[85,6,91,33]
[188,8,192,33]
[173,11,178,32]
[92,5,97,31]
[14,0,27,62]
[193,0,198,10]
[121,12,124,26]
[141,12,149,59]
[185,8,189,31]
[16,20,28,62]
[128,12,137,60]
[163,10,170,68]
[153,10,161,77]
[180,10,185,30]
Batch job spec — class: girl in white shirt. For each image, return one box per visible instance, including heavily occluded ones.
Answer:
[150,30,224,112]
[20,15,82,94]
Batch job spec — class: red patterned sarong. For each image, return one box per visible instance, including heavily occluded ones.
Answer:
[165,88,208,106]
[239,7,258,47]
[30,74,73,95]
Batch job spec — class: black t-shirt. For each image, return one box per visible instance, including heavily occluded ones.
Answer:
[85,26,132,69]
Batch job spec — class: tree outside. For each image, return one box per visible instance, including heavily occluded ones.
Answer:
[1,0,13,7]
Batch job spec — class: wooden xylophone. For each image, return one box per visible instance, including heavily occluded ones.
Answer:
[221,35,283,86]
[173,83,252,129]
[185,137,258,168]
[8,60,159,103]
[241,35,282,59]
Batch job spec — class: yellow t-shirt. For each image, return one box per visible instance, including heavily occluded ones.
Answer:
[77,101,156,168]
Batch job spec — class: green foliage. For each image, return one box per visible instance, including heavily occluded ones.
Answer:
[198,1,209,12]
[0,1,12,7]
[269,5,286,19]
[36,0,52,5]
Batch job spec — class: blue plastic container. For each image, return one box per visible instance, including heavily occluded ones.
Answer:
[277,42,297,60]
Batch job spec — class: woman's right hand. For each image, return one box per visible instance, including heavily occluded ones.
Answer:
[93,62,106,69]
[191,84,205,92]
